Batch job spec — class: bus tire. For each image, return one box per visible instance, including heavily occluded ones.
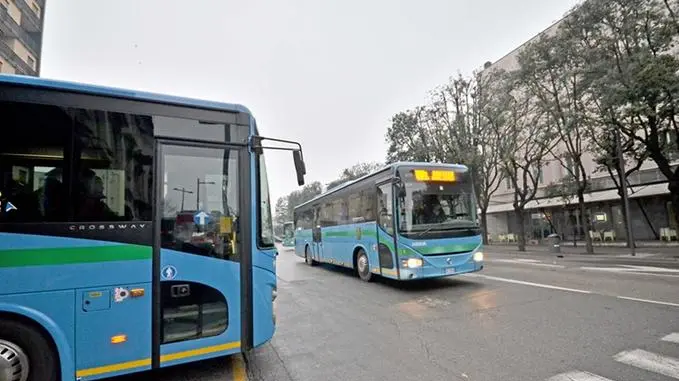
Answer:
[304,245,316,266]
[356,249,372,282]
[0,319,58,381]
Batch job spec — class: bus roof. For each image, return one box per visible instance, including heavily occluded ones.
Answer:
[0,74,253,115]
[294,161,468,211]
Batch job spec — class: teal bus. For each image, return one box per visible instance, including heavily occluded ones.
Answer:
[293,162,484,281]
[282,221,295,248]
[0,74,306,381]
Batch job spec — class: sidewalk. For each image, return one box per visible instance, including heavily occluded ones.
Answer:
[484,243,679,259]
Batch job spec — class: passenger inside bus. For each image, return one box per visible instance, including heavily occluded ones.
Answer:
[74,168,119,221]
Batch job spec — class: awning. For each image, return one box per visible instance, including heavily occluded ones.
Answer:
[486,182,670,214]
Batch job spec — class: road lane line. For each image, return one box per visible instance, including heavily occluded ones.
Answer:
[616,296,679,307]
[580,266,679,278]
[232,354,247,381]
[547,370,615,381]
[487,259,565,268]
[464,274,591,294]
[614,349,679,379]
[662,333,679,344]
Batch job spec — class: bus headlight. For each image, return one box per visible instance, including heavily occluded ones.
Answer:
[473,252,484,262]
[402,258,423,268]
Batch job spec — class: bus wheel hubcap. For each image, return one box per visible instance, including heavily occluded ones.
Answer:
[0,339,29,381]
[358,255,368,273]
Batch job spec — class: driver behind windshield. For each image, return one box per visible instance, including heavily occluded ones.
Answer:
[419,194,447,224]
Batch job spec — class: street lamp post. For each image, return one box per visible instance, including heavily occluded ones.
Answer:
[615,128,635,256]
[173,187,193,212]
[196,178,216,210]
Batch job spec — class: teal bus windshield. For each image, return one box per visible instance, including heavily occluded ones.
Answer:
[292,162,484,282]
[282,221,295,247]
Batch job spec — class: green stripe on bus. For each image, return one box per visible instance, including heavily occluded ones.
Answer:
[321,229,377,238]
[416,242,480,255]
[0,245,152,268]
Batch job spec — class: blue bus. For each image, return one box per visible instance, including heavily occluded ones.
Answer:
[281,221,295,248]
[293,162,484,281]
[0,74,306,381]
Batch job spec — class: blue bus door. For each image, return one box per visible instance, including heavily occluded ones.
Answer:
[312,225,323,263]
[153,140,249,369]
[376,182,399,278]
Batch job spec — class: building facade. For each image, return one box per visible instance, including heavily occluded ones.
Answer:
[0,0,44,76]
[482,18,679,243]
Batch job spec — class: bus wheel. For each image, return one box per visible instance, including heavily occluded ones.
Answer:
[0,320,57,381]
[304,246,315,266]
[356,249,372,282]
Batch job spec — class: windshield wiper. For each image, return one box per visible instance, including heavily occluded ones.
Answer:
[444,226,479,231]
[415,226,436,238]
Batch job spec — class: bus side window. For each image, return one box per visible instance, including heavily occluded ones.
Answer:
[377,184,393,235]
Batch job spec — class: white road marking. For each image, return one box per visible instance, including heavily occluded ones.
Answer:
[547,370,615,381]
[614,349,679,379]
[620,265,679,273]
[464,274,591,294]
[580,266,679,278]
[615,253,656,258]
[616,296,679,307]
[662,333,679,344]
[488,259,565,268]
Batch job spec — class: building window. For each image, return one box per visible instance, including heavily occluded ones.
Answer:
[564,156,580,179]
[26,56,35,68]
[0,61,3,72]
[504,171,513,190]
[533,165,544,184]
[30,1,40,17]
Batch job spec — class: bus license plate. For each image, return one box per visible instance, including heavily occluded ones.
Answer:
[445,268,455,274]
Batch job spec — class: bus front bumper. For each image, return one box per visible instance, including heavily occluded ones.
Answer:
[399,260,483,280]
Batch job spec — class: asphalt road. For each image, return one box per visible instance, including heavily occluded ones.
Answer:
[252,247,679,381]
[109,247,679,381]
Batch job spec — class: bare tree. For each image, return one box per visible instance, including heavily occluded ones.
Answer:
[517,27,596,253]
[494,76,554,251]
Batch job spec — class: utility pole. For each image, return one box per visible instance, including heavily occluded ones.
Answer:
[173,187,193,211]
[196,178,216,210]
[615,128,635,256]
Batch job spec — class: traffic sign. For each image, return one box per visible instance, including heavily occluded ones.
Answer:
[193,211,211,225]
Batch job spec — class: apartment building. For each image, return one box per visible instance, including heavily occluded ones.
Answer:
[0,0,44,76]
[482,18,678,243]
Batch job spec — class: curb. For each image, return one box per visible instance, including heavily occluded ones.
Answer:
[231,353,248,381]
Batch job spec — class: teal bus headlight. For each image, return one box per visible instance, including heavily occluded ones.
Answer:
[401,258,423,268]
[473,251,484,262]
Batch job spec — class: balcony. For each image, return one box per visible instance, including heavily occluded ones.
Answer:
[10,0,40,33]
[0,38,36,75]
[0,4,40,55]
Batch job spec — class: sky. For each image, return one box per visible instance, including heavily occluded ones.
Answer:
[40,0,580,205]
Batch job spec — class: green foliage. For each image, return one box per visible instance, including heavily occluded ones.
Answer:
[273,181,323,234]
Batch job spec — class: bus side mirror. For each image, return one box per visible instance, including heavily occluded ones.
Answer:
[293,150,306,186]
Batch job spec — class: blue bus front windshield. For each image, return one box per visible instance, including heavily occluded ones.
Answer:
[283,223,294,239]
[396,170,478,239]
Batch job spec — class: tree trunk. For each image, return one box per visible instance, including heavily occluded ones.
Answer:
[634,198,657,240]
[578,191,594,254]
[669,177,679,229]
[515,207,526,252]
[481,208,489,245]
